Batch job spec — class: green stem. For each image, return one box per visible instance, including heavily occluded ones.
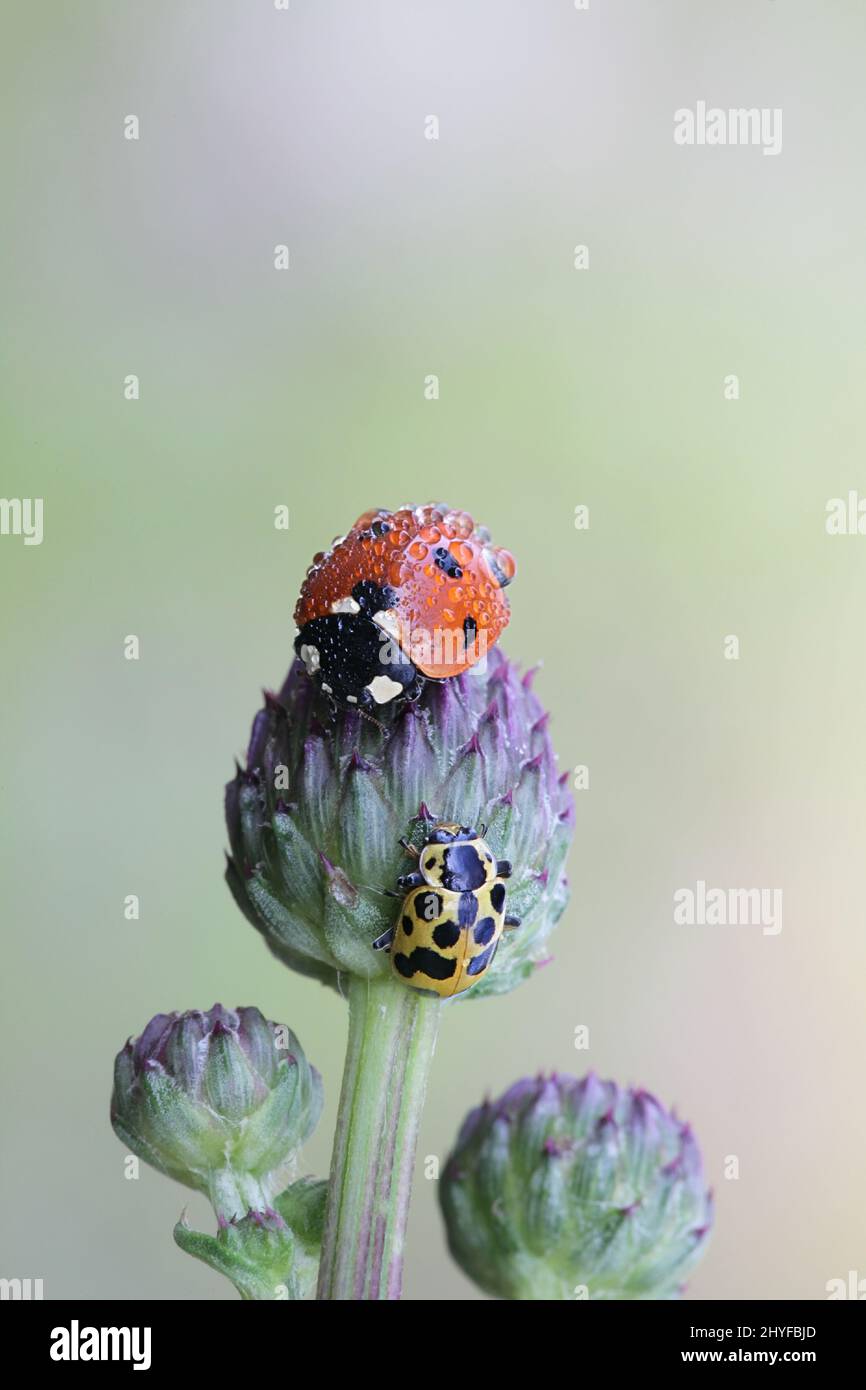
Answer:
[208,1168,273,1223]
[317,974,441,1300]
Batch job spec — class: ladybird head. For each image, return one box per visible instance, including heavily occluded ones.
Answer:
[427,822,475,843]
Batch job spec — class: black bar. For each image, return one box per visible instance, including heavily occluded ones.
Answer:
[5,1297,862,1373]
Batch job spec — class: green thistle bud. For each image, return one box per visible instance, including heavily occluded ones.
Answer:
[439,1073,713,1300]
[174,1177,327,1301]
[225,648,574,996]
[110,1005,322,1218]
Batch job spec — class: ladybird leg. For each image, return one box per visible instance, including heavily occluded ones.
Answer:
[399,837,420,858]
[396,870,425,890]
[504,914,521,929]
[351,689,389,733]
[404,674,426,702]
[372,926,395,952]
[478,822,488,838]
[496,860,513,879]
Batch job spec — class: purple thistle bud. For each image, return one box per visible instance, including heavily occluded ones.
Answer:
[110,1005,322,1218]
[224,648,574,997]
[440,1072,713,1300]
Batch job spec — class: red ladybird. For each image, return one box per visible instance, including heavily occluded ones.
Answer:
[293,504,516,709]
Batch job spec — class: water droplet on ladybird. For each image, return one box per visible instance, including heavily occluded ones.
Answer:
[484,546,516,587]
[448,511,473,539]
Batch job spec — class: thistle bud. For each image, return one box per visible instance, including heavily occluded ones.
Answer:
[110,1005,322,1218]
[439,1073,713,1299]
[174,1177,327,1301]
[225,649,574,996]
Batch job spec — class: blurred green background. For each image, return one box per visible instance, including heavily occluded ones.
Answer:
[2,0,865,1300]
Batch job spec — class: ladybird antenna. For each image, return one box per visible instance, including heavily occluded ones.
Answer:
[358,882,402,899]
[326,692,389,735]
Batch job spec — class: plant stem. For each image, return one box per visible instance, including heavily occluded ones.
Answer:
[208,1169,272,1223]
[317,974,441,1300]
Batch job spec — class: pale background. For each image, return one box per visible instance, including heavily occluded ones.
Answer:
[2,0,864,1300]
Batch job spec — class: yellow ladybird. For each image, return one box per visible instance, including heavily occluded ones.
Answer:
[373,822,520,997]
